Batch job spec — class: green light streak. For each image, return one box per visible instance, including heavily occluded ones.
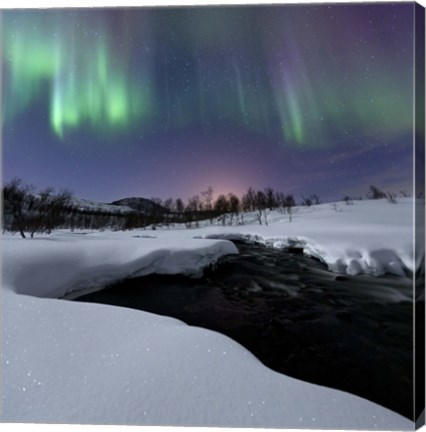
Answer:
[287,89,304,144]
[233,59,249,126]
[274,72,305,146]
[2,7,414,149]
[3,11,152,139]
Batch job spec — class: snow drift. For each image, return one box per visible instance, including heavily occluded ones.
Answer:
[1,198,417,429]
[201,197,418,277]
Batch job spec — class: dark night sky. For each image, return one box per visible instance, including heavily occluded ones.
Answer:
[2,3,415,202]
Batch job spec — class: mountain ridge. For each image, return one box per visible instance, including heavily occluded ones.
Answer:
[110,197,167,214]
[71,196,167,215]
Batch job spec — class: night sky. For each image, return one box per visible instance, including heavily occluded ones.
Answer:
[2,3,415,203]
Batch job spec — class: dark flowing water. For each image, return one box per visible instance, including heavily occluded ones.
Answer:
[75,241,416,419]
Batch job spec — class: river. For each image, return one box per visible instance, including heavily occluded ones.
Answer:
[75,240,417,419]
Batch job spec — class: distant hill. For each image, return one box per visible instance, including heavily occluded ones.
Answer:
[110,197,167,214]
[71,197,134,214]
[71,197,167,215]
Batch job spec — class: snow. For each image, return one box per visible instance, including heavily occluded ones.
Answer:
[201,198,418,277]
[3,233,237,299]
[71,197,135,214]
[1,199,417,429]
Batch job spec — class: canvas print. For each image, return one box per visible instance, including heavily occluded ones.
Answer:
[1,2,425,430]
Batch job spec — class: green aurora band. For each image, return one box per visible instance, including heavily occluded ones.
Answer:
[2,11,153,138]
[2,7,414,147]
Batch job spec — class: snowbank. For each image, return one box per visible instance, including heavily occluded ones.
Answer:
[200,198,418,277]
[3,233,238,299]
[1,216,414,428]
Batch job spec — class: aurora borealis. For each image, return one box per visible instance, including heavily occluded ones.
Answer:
[2,3,417,202]
[3,10,152,137]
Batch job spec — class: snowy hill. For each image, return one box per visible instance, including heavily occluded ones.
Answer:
[111,196,167,214]
[71,196,167,215]
[71,197,135,214]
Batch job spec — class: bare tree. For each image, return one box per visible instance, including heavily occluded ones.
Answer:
[255,190,268,225]
[3,179,72,238]
[228,193,240,226]
[263,187,277,210]
[162,198,174,227]
[28,188,72,237]
[46,188,72,233]
[284,194,296,222]
[3,178,31,238]
[184,195,201,228]
[201,186,214,211]
[387,192,398,204]
[175,198,184,216]
[214,194,229,225]
[301,194,321,207]
[343,195,353,205]
[187,195,200,212]
[201,186,215,223]
[242,187,256,212]
[163,198,174,211]
[301,195,313,207]
[368,185,386,200]
[240,192,251,225]
[311,194,321,205]
[274,191,285,214]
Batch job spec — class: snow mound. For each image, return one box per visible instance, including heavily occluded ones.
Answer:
[1,229,413,429]
[3,233,238,299]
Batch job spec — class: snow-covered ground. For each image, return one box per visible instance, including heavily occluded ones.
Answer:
[200,197,418,277]
[1,199,418,429]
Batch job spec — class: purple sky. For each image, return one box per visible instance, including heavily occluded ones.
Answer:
[2,4,415,203]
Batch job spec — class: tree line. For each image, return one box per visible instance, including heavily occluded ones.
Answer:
[164,186,298,228]
[2,178,411,238]
[3,178,154,237]
[2,180,300,236]
[3,179,73,238]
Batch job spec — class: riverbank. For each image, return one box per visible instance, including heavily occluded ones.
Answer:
[76,241,414,418]
[1,198,418,428]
